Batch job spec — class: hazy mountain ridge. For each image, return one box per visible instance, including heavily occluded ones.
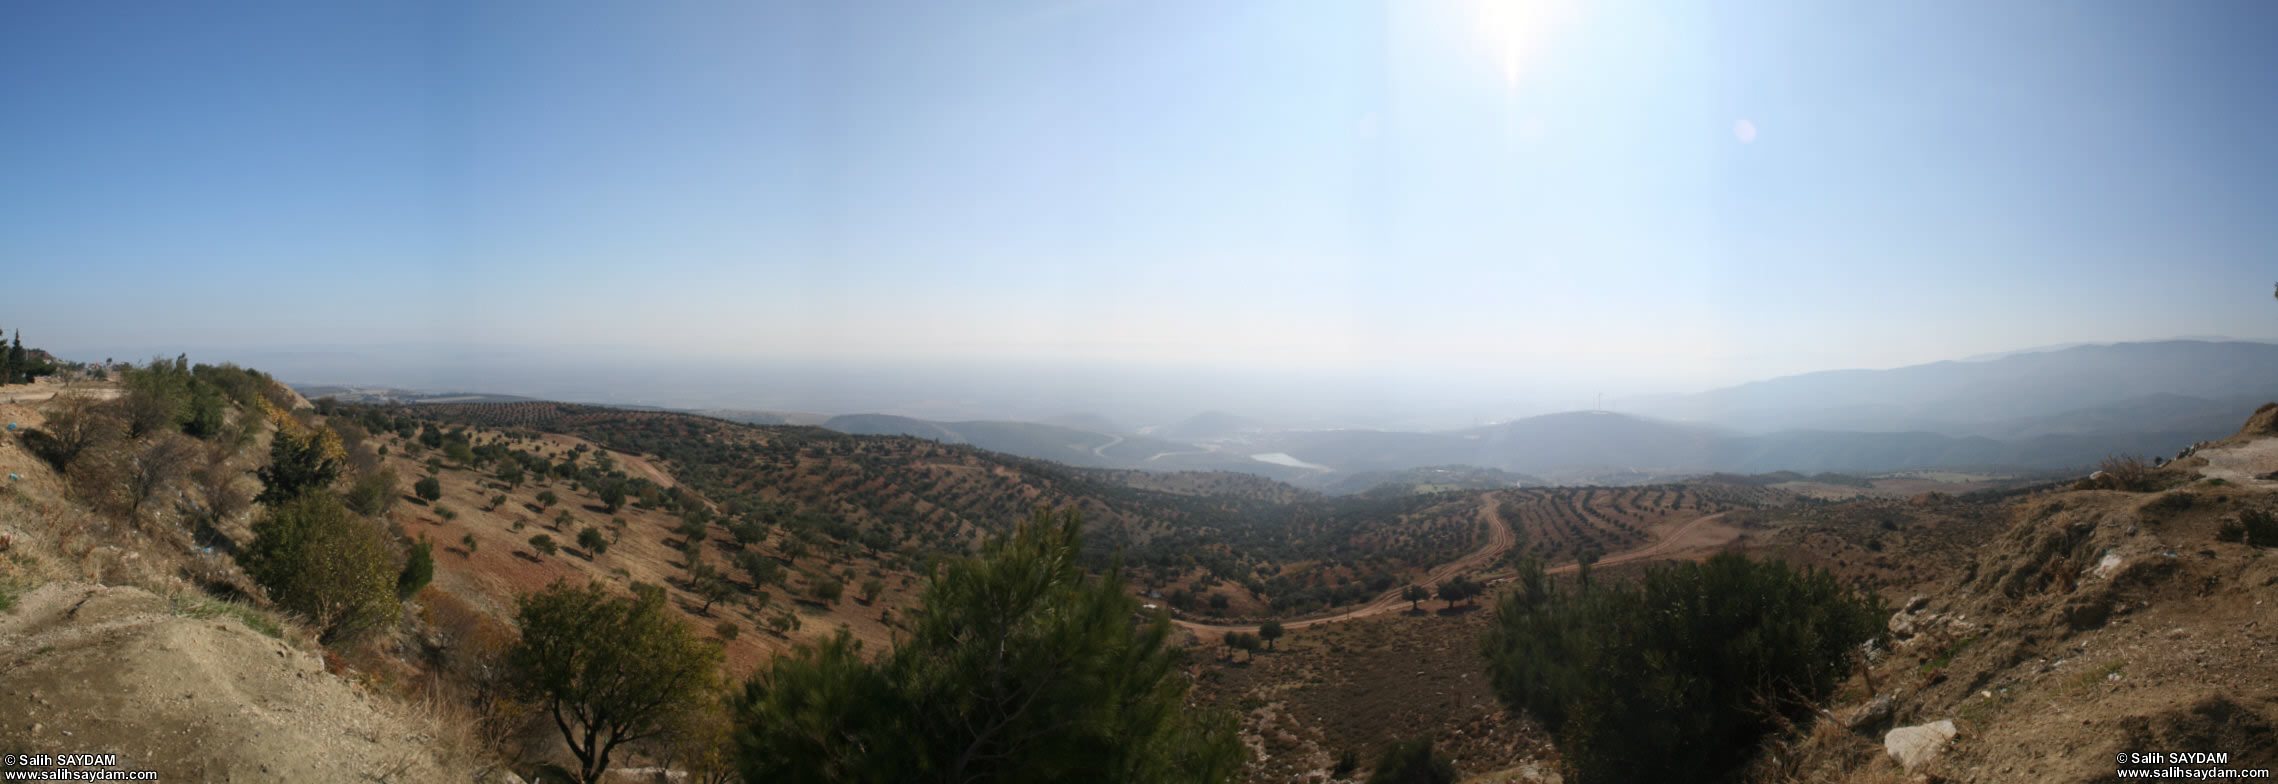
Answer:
[1629,340,2278,433]
[299,340,2278,484]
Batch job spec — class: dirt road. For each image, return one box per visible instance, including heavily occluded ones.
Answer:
[1170,503,1736,638]
[1092,434,1125,458]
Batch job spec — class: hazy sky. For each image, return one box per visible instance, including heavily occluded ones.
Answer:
[7,0,2278,403]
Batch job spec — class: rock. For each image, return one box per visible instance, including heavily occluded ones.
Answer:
[1888,613,1917,640]
[1884,720,1958,772]
[1905,595,1931,613]
[1842,694,1895,732]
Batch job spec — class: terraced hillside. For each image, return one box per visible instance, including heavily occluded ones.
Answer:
[1490,481,1797,566]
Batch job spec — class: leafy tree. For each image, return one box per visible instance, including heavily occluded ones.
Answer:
[413,476,443,504]
[1480,553,1886,783]
[695,566,737,615]
[445,440,476,466]
[240,492,401,644]
[488,493,508,511]
[1366,738,1455,784]
[715,622,739,641]
[808,576,843,605]
[530,534,558,557]
[398,536,435,599]
[345,469,399,516]
[579,526,610,556]
[1402,584,1431,612]
[763,612,797,636]
[737,551,783,589]
[599,480,628,513]
[538,489,560,509]
[1436,576,1483,609]
[730,507,1244,783]
[461,532,479,555]
[497,462,525,488]
[508,581,724,784]
[183,384,226,440]
[1208,592,1231,614]
[1225,631,1259,662]
[256,428,343,506]
[1257,619,1285,651]
[858,577,885,605]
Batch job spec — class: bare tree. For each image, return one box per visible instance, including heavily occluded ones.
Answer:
[125,434,199,521]
[24,390,121,471]
[181,442,252,531]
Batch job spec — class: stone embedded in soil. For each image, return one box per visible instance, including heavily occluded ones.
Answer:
[1884,719,1958,771]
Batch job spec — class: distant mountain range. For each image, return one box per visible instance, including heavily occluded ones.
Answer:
[304,339,2278,491]
[1624,340,2278,434]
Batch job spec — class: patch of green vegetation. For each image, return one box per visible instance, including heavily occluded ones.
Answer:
[169,591,289,640]
[1920,634,1981,674]
[0,583,18,613]
[1481,553,1887,783]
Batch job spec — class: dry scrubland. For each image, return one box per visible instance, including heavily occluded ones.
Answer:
[4,369,2276,783]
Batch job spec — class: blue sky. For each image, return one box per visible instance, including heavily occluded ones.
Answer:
[5,0,2277,400]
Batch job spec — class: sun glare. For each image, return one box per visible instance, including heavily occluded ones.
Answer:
[1469,0,1575,90]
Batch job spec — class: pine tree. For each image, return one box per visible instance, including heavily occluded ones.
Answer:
[256,429,344,506]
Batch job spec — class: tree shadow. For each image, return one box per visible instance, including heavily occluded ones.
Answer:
[1435,604,1480,617]
[444,546,471,559]
[191,520,241,555]
[511,551,543,564]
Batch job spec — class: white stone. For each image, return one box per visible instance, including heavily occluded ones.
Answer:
[1883,720,1958,771]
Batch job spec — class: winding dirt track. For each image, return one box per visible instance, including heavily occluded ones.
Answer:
[1092,434,1125,458]
[1169,499,1733,638]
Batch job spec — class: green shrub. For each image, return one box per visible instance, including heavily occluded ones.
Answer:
[344,469,398,516]
[1480,553,1885,783]
[239,492,401,644]
[413,476,442,503]
[397,537,434,600]
[256,429,343,506]
[1367,737,1454,784]
[731,508,1243,783]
